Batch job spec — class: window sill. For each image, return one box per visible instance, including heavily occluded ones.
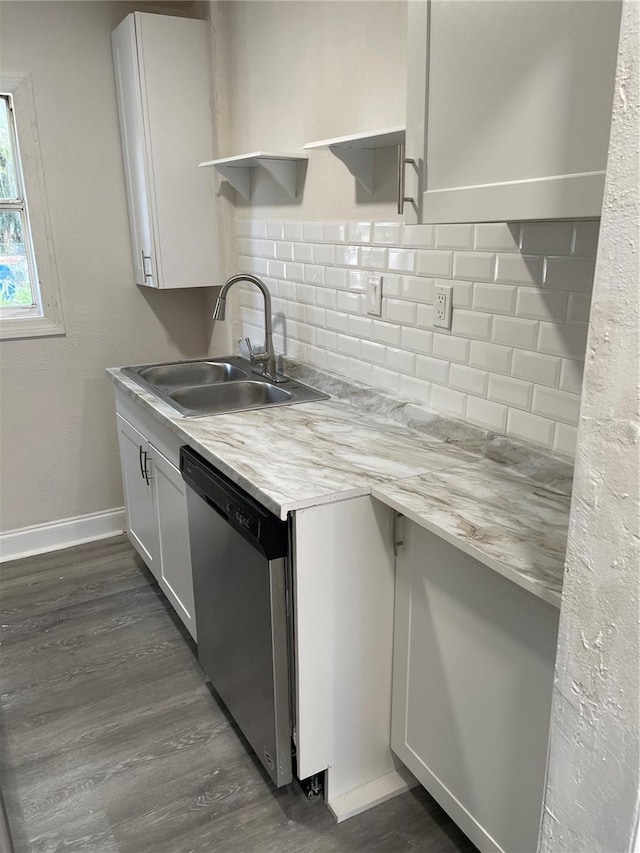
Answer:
[0,314,66,340]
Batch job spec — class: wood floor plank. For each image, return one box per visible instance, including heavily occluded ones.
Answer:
[0,536,476,853]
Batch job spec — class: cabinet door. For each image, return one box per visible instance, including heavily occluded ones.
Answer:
[391,519,559,853]
[116,414,158,577]
[151,446,196,640]
[405,0,621,223]
[112,15,157,287]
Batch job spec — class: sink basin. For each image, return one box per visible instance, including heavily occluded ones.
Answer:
[132,360,247,388]
[169,380,293,416]
[121,355,328,417]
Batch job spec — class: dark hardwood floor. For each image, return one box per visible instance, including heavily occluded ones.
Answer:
[0,536,477,853]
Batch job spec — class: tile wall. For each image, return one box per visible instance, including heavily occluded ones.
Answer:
[234,219,599,458]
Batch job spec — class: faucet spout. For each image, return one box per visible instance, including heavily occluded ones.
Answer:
[212,274,281,382]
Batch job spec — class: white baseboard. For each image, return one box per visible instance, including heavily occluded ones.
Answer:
[327,766,419,823]
[0,508,126,563]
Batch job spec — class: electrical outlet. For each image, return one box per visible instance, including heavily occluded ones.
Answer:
[367,274,383,317]
[433,284,453,329]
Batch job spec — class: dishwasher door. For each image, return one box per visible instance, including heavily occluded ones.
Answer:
[182,448,292,787]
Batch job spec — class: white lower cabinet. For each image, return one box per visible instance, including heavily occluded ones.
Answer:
[391,519,559,853]
[115,398,196,640]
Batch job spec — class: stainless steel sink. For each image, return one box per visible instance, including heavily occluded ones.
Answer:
[169,380,292,416]
[122,355,328,417]
[135,360,247,388]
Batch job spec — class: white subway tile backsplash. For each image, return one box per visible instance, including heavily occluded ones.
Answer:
[325,267,348,289]
[388,249,416,273]
[431,385,466,417]
[400,326,433,355]
[334,245,360,267]
[466,396,508,432]
[297,283,316,304]
[492,315,538,349]
[348,314,373,338]
[511,349,561,387]
[554,423,578,456]
[360,339,387,365]
[566,292,592,325]
[337,334,361,358]
[473,283,517,315]
[304,265,325,285]
[237,217,593,457]
[451,309,492,340]
[516,288,568,322]
[449,364,489,397]
[402,224,435,248]
[572,220,600,256]
[507,409,555,448]
[537,322,588,360]
[544,256,596,292]
[373,222,403,245]
[488,374,533,410]
[303,222,324,242]
[360,246,387,270]
[275,241,294,260]
[372,320,401,346]
[416,250,453,278]
[416,354,450,384]
[293,242,314,263]
[385,347,415,375]
[348,359,374,384]
[520,221,573,255]
[453,252,495,282]
[324,222,346,243]
[432,334,469,364]
[495,254,543,286]
[559,359,584,394]
[474,223,520,253]
[401,276,434,304]
[346,221,372,244]
[532,386,581,425]
[385,298,417,325]
[435,224,474,250]
[336,291,362,314]
[469,340,513,374]
[348,271,371,293]
[399,375,432,405]
[416,304,434,328]
[284,221,303,241]
[313,243,335,265]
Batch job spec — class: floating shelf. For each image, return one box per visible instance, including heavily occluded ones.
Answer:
[303,127,406,192]
[199,152,308,199]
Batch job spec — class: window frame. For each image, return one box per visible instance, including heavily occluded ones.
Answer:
[0,73,64,340]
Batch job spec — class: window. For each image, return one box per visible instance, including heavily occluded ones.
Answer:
[0,74,64,339]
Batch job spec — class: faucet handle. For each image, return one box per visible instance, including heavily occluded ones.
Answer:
[244,337,267,363]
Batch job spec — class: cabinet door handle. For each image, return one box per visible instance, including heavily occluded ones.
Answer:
[143,451,151,485]
[393,511,404,557]
[139,444,145,480]
[141,250,154,281]
[397,143,416,216]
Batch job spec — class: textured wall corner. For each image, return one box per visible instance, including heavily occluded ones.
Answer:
[540,1,640,851]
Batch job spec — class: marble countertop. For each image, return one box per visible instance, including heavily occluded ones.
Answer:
[108,363,571,608]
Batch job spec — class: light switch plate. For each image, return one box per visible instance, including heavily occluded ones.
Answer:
[433,284,453,329]
[367,274,383,317]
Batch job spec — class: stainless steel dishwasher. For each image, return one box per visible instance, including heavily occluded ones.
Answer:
[180,446,292,787]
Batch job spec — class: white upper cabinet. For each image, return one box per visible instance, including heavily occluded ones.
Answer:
[404,0,622,224]
[112,13,222,288]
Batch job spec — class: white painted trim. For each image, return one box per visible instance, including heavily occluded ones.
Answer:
[326,767,419,823]
[0,508,125,563]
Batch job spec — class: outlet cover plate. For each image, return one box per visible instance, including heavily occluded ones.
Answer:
[433,284,453,329]
[367,274,383,317]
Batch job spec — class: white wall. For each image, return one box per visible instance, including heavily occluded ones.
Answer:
[0,1,210,533]
[540,1,640,848]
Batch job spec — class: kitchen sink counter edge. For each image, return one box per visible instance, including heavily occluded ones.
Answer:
[107,363,571,608]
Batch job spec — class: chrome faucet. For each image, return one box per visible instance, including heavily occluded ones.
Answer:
[212,274,285,383]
